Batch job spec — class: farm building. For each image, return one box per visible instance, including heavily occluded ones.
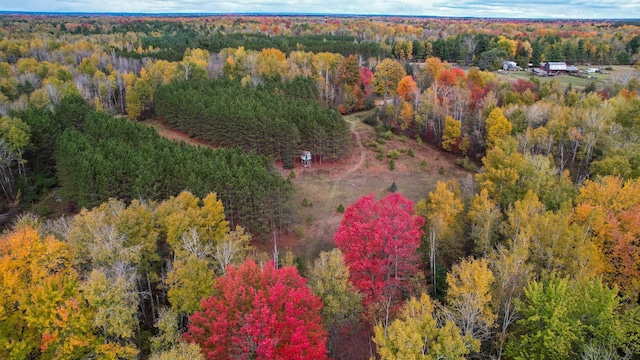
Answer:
[540,62,567,75]
[502,61,522,71]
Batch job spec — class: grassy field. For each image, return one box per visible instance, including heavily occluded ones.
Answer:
[495,65,638,91]
[284,112,471,260]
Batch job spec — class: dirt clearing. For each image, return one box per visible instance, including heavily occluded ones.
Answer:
[144,113,472,261]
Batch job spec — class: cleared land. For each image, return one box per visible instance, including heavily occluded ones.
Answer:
[275,111,470,260]
[143,112,471,260]
[495,65,639,91]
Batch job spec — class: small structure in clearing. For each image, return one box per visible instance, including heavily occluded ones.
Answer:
[503,61,522,71]
[541,61,567,75]
[301,150,312,168]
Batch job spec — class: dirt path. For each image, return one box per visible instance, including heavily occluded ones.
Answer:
[335,116,366,181]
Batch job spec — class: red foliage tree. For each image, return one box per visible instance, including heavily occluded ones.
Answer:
[339,54,361,86]
[360,67,373,95]
[436,68,467,87]
[184,260,328,360]
[511,78,536,94]
[334,193,424,305]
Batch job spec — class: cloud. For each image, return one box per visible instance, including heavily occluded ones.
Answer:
[4,0,640,18]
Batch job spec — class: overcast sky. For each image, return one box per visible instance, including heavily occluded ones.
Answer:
[2,0,638,19]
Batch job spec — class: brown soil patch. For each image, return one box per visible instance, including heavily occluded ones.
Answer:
[142,118,216,149]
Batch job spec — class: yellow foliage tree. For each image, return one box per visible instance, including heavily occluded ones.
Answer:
[399,101,415,131]
[444,257,496,351]
[156,191,229,252]
[441,115,462,152]
[475,137,527,207]
[415,181,464,295]
[468,188,501,256]
[257,48,287,78]
[373,293,470,360]
[166,254,217,314]
[485,107,513,148]
[372,58,406,100]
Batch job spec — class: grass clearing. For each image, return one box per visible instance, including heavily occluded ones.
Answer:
[495,65,638,91]
[286,113,470,260]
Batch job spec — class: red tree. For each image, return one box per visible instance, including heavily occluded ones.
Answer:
[360,67,373,95]
[334,193,424,305]
[184,260,328,360]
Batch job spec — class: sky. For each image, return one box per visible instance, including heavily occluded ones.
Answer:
[2,0,639,19]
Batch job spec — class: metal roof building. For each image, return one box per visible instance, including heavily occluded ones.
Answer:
[541,62,568,72]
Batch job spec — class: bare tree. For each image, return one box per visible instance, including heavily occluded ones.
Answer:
[462,35,478,66]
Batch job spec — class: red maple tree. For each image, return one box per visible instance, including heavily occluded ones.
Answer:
[184,259,328,360]
[334,193,424,305]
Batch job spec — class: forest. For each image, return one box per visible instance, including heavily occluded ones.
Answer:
[0,12,639,360]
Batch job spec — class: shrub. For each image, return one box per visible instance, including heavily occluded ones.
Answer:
[387,150,400,160]
[364,115,381,127]
[337,203,345,213]
[289,170,296,179]
[305,215,313,224]
[381,130,393,140]
[420,159,427,167]
[456,156,478,172]
[439,166,445,175]
[293,225,305,238]
[389,182,398,192]
[408,148,414,157]
[376,152,384,161]
[365,160,370,168]
[389,159,396,170]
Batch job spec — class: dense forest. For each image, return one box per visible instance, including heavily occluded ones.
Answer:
[154,77,350,166]
[0,13,639,360]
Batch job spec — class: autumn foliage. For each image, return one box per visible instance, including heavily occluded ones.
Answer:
[334,193,424,305]
[184,259,328,360]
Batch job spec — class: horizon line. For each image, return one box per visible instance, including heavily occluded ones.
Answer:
[0,10,639,21]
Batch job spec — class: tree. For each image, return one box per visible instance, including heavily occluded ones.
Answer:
[80,267,139,359]
[397,75,418,102]
[441,115,461,153]
[443,258,495,352]
[574,176,640,297]
[156,191,229,252]
[468,188,501,256]
[373,293,470,360]
[166,254,216,315]
[151,343,204,360]
[184,259,328,360]
[399,101,415,131]
[150,343,204,360]
[415,181,464,295]
[307,249,362,357]
[257,48,287,79]
[485,107,512,148]
[372,59,406,100]
[475,137,527,208]
[506,276,627,359]
[0,227,98,360]
[334,193,424,306]
[338,54,361,86]
[212,225,251,275]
